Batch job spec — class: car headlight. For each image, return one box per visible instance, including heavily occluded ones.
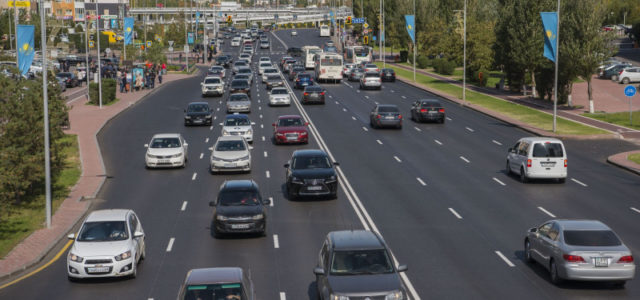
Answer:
[69,253,84,263]
[216,215,228,221]
[246,129,252,135]
[385,291,404,300]
[172,153,183,158]
[300,131,308,135]
[222,130,230,136]
[184,115,191,119]
[327,175,337,181]
[252,214,264,220]
[239,155,250,161]
[330,295,349,300]
[146,153,155,159]
[206,114,212,119]
[114,250,132,261]
[291,176,303,184]
[276,133,284,136]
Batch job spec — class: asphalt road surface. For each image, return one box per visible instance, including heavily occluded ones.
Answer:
[2,28,639,300]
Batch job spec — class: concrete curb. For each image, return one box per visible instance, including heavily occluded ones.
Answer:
[607,151,640,176]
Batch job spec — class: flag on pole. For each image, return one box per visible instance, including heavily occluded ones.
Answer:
[540,12,558,62]
[124,17,134,45]
[17,25,35,76]
[196,12,200,27]
[405,15,415,43]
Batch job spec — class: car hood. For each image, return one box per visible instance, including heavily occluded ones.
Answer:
[328,273,403,295]
[72,240,130,257]
[212,150,249,160]
[147,148,183,156]
[276,126,306,133]
[291,168,335,179]
[224,125,252,132]
[270,93,290,99]
[216,205,264,217]
[186,111,211,117]
[227,101,251,106]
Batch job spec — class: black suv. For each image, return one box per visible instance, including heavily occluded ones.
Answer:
[314,230,408,300]
[209,180,270,238]
[284,150,338,200]
[184,102,212,126]
[215,55,231,68]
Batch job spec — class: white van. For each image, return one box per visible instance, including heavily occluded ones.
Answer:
[506,137,567,183]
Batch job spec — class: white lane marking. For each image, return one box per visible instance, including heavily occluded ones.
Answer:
[269,197,274,207]
[391,89,395,93]
[448,208,463,219]
[465,127,474,132]
[631,207,640,214]
[335,101,339,104]
[492,177,506,186]
[571,178,588,187]
[264,151,268,157]
[181,201,188,211]
[446,117,452,121]
[260,114,263,119]
[209,125,213,130]
[259,106,262,111]
[362,126,368,132]
[216,107,220,111]
[492,140,502,146]
[414,126,422,132]
[394,156,402,163]
[356,90,361,93]
[401,95,406,99]
[343,108,347,112]
[329,95,333,98]
[538,206,556,218]
[266,170,270,178]
[166,238,175,252]
[192,173,197,180]
[262,136,266,141]
[376,139,383,145]
[352,116,356,120]
[199,153,204,159]
[260,124,264,128]
[273,234,279,248]
[434,139,442,145]
[495,251,515,267]
[374,101,379,105]
[280,292,286,300]
[258,99,261,103]
[365,95,370,99]
[416,177,427,186]
[205,138,209,143]
[213,116,217,120]
[460,156,470,163]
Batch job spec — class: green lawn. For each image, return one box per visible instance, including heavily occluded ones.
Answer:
[582,111,640,131]
[377,62,608,136]
[629,153,640,165]
[0,134,81,258]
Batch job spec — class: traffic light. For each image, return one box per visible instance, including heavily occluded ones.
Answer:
[363,36,369,44]
[346,16,352,25]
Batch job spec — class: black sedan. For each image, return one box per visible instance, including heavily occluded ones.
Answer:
[302,86,326,104]
[56,72,79,88]
[370,104,402,129]
[209,180,270,238]
[229,79,251,97]
[380,68,396,82]
[215,55,231,68]
[285,149,339,200]
[184,102,213,126]
[410,99,446,123]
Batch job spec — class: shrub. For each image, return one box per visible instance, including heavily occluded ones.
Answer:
[89,78,117,105]
[433,59,455,75]
[399,50,408,63]
[417,56,430,69]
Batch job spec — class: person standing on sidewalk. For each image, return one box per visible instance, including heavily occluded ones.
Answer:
[158,69,163,84]
[149,68,156,89]
[120,72,127,93]
[161,62,167,75]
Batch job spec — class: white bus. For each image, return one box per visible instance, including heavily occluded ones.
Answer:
[319,25,330,37]
[314,53,343,83]
[302,45,323,69]
[344,46,372,65]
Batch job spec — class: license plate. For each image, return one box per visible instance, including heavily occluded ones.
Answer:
[595,257,608,267]
[541,162,555,167]
[428,111,438,114]
[224,163,236,168]
[158,159,170,163]
[287,137,298,140]
[87,267,109,273]
[194,119,203,123]
[385,116,395,120]
[308,186,322,191]
[231,224,250,229]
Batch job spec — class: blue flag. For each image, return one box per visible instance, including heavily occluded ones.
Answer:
[188,32,194,44]
[196,12,200,27]
[405,15,415,44]
[17,25,35,76]
[540,12,558,62]
[124,17,134,45]
[111,19,118,29]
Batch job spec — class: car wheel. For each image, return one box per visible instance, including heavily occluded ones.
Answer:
[506,161,512,175]
[520,167,528,183]
[557,178,566,184]
[440,118,446,124]
[140,246,146,261]
[213,229,223,239]
[622,77,630,84]
[129,263,137,279]
[613,281,627,288]
[549,260,562,285]
[287,185,297,200]
[524,239,533,263]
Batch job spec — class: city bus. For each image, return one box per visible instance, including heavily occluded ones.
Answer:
[344,46,372,65]
[302,45,323,69]
[319,25,330,37]
[314,52,343,83]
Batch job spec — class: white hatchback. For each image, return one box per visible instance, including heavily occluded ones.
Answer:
[67,209,145,280]
[506,137,567,183]
[618,67,640,84]
[144,133,188,168]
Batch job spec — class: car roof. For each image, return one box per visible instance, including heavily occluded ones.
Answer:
[552,220,611,231]
[225,113,249,120]
[152,133,180,139]
[419,99,442,104]
[328,230,385,250]
[293,149,327,157]
[304,86,323,91]
[185,267,243,285]
[188,102,209,106]
[278,114,302,119]
[86,209,131,222]
[222,180,257,190]
[217,135,246,142]
[377,104,398,109]
[518,137,563,143]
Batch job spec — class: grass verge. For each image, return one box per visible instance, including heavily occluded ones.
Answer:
[582,111,640,131]
[0,134,81,258]
[629,153,640,165]
[378,63,608,136]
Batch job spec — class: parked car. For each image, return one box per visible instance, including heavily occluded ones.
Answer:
[177,267,255,299]
[184,102,213,126]
[506,137,567,183]
[380,68,396,82]
[226,92,252,113]
[600,63,631,80]
[201,76,225,97]
[144,133,188,168]
[67,209,145,280]
[302,86,326,104]
[294,73,313,89]
[314,230,408,299]
[209,180,270,237]
[524,219,635,286]
[56,72,79,87]
[209,136,252,174]
[273,115,309,144]
[360,71,382,90]
[284,149,338,199]
[370,104,402,129]
[56,76,67,92]
[618,67,640,84]
[410,99,445,123]
[269,88,291,106]
[220,113,255,143]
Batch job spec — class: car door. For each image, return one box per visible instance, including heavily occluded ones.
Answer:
[370,106,378,122]
[317,240,330,298]
[181,135,188,157]
[128,213,142,261]
[516,141,529,173]
[507,142,520,171]
[533,222,553,265]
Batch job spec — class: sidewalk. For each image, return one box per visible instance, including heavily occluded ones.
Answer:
[0,71,197,280]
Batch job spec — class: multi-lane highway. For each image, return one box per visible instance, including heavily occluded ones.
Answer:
[1,28,639,300]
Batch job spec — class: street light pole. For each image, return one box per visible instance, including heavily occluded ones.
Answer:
[553,0,560,133]
[382,0,385,68]
[14,0,19,65]
[378,0,381,61]
[39,0,52,229]
[84,11,90,103]
[8,8,12,51]
[413,0,416,82]
[97,2,103,109]
[462,0,466,106]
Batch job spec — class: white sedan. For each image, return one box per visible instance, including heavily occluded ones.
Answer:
[269,88,291,106]
[209,136,252,174]
[144,133,188,168]
[67,209,145,280]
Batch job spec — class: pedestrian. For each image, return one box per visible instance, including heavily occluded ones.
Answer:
[161,62,166,75]
[149,69,156,88]
[158,69,163,84]
[179,53,183,63]
[120,72,126,93]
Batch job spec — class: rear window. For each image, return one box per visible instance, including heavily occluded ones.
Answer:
[271,89,288,95]
[563,230,621,246]
[298,74,311,78]
[231,80,249,88]
[229,94,249,101]
[420,101,441,108]
[204,78,220,84]
[532,143,564,158]
[378,106,398,112]
[365,73,379,78]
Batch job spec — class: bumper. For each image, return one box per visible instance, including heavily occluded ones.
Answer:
[381,75,396,81]
[67,257,135,278]
[525,170,567,179]
[295,82,312,88]
[289,181,338,197]
[361,82,382,88]
[227,106,251,113]
[374,119,402,127]
[418,113,445,121]
[184,117,212,125]
[302,96,325,103]
[145,156,184,168]
[275,133,308,144]
[269,98,291,105]
[266,82,284,89]
[214,219,265,234]
[560,264,635,281]
[202,88,224,96]
[210,160,251,172]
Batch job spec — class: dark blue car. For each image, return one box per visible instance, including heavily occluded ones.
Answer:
[294,73,313,89]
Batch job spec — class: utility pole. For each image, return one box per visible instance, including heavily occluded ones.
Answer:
[553,0,560,133]
[413,0,415,82]
[14,0,19,65]
[382,0,385,68]
[378,0,382,61]
[8,8,12,51]
[121,0,126,61]
[39,0,52,229]
[462,0,466,106]
[97,2,103,108]
[84,13,90,103]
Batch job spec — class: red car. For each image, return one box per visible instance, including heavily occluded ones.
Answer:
[273,115,309,145]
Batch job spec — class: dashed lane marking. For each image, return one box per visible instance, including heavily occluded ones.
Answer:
[352,116,356,120]
[448,208,463,219]
[266,170,270,178]
[362,126,368,132]
[538,206,556,218]
[205,138,209,143]
[492,177,506,186]
[492,140,502,146]
[260,124,264,128]
[376,140,383,145]
[401,95,406,99]
[166,238,175,252]
[417,177,427,186]
[262,136,266,141]
[280,292,286,300]
[343,108,347,112]
[264,151,268,157]
[273,234,280,248]
[210,126,213,130]
[495,251,515,267]
[446,117,452,121]
[460,156,470,163]
[571,178,588,187]
[434,139,442,145]
[414,127,422,132]
[394,156,402,163]
[631,207,640,214]
[465,127,474,132]
[181,201,188,211]
[192,173,197,180]
[269,197,274,207]
[199,153,203,159]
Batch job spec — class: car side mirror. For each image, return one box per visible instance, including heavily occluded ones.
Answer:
[67,233,75,240]
[313,267,325,275]
[508,148,514,153]
[284,163,290,168]
[529,227,537,233]
[134,231,144,238]
[333,162,339,166]
[397,264,408,272]
[183,142,188,147]
[219,123,224,126]
[209,201,215,207]
[251,122,256,125]
[263,199,271,205]
[249,145,254,150]
[144,144,149,148]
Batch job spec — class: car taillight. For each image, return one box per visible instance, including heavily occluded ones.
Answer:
[438,109,445,113]
[563,254,585,263]
[618,256,634,263]
[320,92,325,95]
[527,159,532,168]
[564,159,567,168]
[296,79,300,82]
[619,70,624,75]
[420,108,427,113]
[398,115,402,119]
[376,114,381,119]
[303,92,309,96]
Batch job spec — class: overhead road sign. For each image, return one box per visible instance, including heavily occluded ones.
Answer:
[352,17,365,24]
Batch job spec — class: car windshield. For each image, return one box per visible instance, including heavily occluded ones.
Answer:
[260,63,271,68]
[330,249,394,275]
[378,106,399,113]
[278,118,304,127]
[229,94,249,101]
[215,140,246,151]
[267,75,281,81]
[298,74,310,79]
[77,221,128,242]
[225,118,250,126]
[216,57,227,62]
[271,89,288,95]
[265,69,277,73]
[218,190,260,206]
[231,81,249,88]
[292,155,330,169]
[204,78,221,84]
[183,283,243,300]
[188,104,209,112]
[235,75,250,80]
[150,138,181,148]
[563,230,621,246]
[238,69,251,74]
[235,62,247,67]
[365,73,379,78]
[532,143,564,158]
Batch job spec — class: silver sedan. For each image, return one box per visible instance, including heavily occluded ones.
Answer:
[525,219,635,287]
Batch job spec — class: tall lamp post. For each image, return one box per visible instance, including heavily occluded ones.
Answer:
[84,7,90,103]
[552,0,560,133]
[412,0,415,82]
[39,0,52,229]
[463,0,466,106]
[96,2,103,108]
